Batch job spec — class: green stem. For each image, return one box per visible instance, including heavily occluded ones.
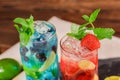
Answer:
[90,23,95,29]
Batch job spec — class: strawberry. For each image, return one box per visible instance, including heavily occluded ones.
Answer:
[81,34,100,51]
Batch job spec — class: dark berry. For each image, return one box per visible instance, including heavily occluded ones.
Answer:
[36,53,46,62]
[52,46,57,53]
[33,42,41,48]
[20,52,26,56]
[20,47,28,56]
[22,47,28,52]
[36,38,40,41]
[24,56,29,61]
[30,47,39,53]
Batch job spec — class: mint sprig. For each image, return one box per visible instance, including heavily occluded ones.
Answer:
[67,8,115,40]
[93,28,115,40]
[13,15,34,46]
[67,24,87,39]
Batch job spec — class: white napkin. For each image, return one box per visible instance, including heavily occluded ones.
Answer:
[0,16,120,80]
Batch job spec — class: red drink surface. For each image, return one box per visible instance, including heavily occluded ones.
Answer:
[60,36,99,80]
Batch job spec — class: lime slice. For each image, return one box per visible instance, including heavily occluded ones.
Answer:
[38,51,56,72]
[93,74,99,80]
[104,76,120,80]
[78,60,95,70]
[0,58,22,80]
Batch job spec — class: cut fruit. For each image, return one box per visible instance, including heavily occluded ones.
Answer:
[67,62,79,75]
[81,34,100,51]
[93,74,99,80]
[38,51,56,72]
[104,76,120,80]
[78,60,95,70]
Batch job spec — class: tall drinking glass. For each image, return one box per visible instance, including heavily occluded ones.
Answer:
[60,36,98,80]
[20,21,59,80]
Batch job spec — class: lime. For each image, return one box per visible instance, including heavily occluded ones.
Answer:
[78,60,95,70]
[38,51,56,72]
[104,76,120,80]
[0,58,22,80]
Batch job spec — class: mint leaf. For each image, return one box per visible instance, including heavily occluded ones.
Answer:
[14,24,21,33]
[13,18,27,27]
[67,23,87,40]
[71,24,79,34]
[82,15,89,21]
[93,28,115,40]
[67,32,86,40]
[80,23,89,28]
[20,32,29,46]
[13,15,34,46]
[87,27,94,30]
[89,8,100,23]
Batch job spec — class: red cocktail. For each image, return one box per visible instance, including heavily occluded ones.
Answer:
[60,36,99,80]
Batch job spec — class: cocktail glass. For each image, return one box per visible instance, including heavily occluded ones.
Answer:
[60,36,98,80]
[20,21,59,80]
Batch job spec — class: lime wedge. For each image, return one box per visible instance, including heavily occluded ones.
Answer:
[38,51,56,72]
[78,60,95,70]
[104,76,120,80]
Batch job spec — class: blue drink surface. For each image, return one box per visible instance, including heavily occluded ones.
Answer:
[20,21,59,80]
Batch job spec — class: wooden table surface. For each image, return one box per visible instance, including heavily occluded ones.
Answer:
[0,0,120,54]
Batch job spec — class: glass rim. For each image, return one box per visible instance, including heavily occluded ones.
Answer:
[60,35,75,55]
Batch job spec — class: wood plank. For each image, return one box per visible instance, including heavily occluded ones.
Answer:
[0,0,120,53]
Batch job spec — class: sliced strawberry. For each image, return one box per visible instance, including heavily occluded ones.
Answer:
[81,34,100,51]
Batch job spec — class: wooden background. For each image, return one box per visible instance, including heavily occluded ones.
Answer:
[0,0,120,54]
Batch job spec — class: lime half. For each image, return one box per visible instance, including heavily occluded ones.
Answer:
[105,76,120,80]
[0,58,22,80]
[38,51,56,72]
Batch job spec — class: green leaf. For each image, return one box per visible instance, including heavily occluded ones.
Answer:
[80,23,89,28]
[67,23,88,40]
[82,15,89,21]
[13,18,27,27]
[67,33,80,40]
[67,33,76,38]
[71,24,79,34]
[14,24,21,33]
[89,8,101,23]
[13,15,34,46]
[67,27,87,40]
[23,65,39,79]
[30,15,34,23]
[87,27,94,30]
[20,32,30,46]
[38,51,56,72]
[26,16,33,24]
[93,28,115,40]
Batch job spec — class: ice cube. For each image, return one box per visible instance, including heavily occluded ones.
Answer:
[31,31,40,39]
[78,45,91,57]
[62,37,80,56]
[34,21,51,34]
[61,36,93,58]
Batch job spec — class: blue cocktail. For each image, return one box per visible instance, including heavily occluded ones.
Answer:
[14,16,59,80]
